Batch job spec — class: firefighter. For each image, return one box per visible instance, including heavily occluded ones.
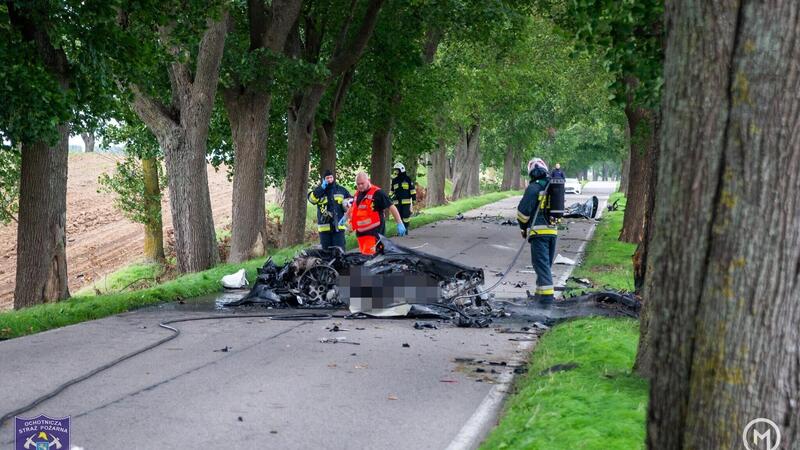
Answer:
[517,158,558,304]
[343,172,407,255]
[390,162,416,232]
[308,169,352,250]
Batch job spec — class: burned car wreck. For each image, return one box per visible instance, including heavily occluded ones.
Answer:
[224,236,492,325]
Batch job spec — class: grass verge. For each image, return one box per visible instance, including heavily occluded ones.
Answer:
[0,190,520,340]
[480,192,647,450]
[480,318,647,450]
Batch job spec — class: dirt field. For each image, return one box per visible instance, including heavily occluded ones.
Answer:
[0,153,237,310]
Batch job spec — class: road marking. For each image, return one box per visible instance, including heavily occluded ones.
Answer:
[444,340,535,450]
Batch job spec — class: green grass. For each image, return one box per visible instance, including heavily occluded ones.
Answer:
[74,262,164,297]
[0,190,521,340]
[480,191,647,450]
[569,193,636,292]
[480,318,647,450]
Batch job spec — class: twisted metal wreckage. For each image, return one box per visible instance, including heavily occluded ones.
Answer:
[223,232,640,327]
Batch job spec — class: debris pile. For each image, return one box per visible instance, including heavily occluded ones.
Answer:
[223,236,493,325]
[563,196,599,219]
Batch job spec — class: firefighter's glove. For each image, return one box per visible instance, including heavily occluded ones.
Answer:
[521,230,527,239]
[397,223,407,236]
[338,216,347,228]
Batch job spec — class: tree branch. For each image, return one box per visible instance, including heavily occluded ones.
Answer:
[130,84,178,139]
[326,0,385,77]
[263,0,303,52]
[248,0,268,51]
[191,13,230,101]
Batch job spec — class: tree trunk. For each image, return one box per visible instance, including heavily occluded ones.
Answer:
[317,120,337,177]
[619,101,653,244]
[646,2,800,448]
[370,125,393,191]
[632,110,661,378]
[516,151,527,189]
[141,157,165,262]
[315,70,354,177]
[131,16,227,273]
[14,126,70,308]
[223,88,270,263]
[501,143,518,191]
[452,123,480,200]
[81,132,95,153]
[619,156,630,194]
[281,87,325,247]
[427,138,447,206]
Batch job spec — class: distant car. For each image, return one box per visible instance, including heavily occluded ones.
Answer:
[564,178,582,195]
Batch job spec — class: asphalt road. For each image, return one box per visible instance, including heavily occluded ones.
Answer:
[0,181,616,450]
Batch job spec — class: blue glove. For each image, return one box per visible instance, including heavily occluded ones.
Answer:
[321,179,328,189]
[338,216,347,227]
[396,223,407,236]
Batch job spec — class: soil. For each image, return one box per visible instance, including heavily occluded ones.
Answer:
[0,153,239,310]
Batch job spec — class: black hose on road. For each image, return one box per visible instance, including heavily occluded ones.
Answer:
[0,312,331,427]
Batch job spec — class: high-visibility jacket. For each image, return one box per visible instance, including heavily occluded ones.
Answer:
[351,185,382,233]
[308,183,351,233]
[516,179,558,239]
[390,173,416,206]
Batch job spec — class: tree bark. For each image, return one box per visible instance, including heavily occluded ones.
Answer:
[224,0,302,262]
[141,157,165,261]
[619,156,630,194]
[619,98,653,244]
[81,133,95,153]
[281,86,324,247]
[14,127,70,309]
[370,125,394,191]
[223,89,270,262]
[131,16,227,273]
[646,2,800,448]
[316,69,354,177]
[632,110,661,378]
[8,4,72,308]
[427,139,447,206]
[501,143,519,191]
[452,123,481,200]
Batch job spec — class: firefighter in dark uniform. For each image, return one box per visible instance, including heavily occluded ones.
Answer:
[517,158,558,304]
[308,169,352,250]
[390,162,416,232]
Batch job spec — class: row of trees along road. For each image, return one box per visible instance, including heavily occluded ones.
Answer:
[0,0,623,310]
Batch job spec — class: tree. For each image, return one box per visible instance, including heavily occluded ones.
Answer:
[280,0,385,247]
[129,11,228,273]
[221,0,302,263]
[645,1,800,447]
[1,1,125,308]
[535,0,664,243]
[81,132,95,153]
[98,117,166,261]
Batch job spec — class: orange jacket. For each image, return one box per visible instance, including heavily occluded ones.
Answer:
[351,185,382,233]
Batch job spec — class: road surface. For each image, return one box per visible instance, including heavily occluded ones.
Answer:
[0,181,616,450]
